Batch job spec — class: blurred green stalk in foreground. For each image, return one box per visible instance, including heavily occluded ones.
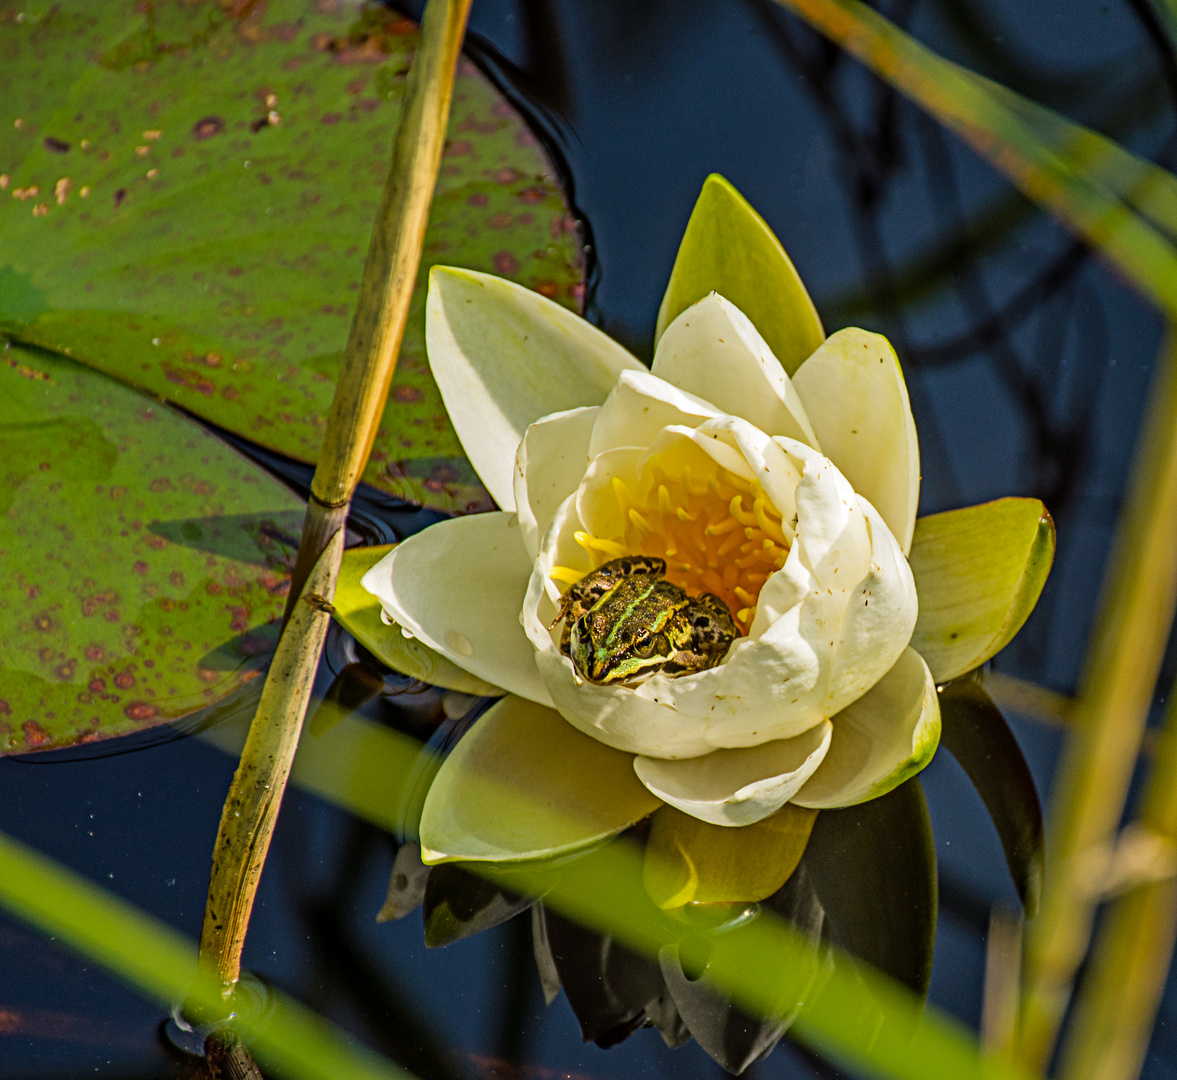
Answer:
[0,704,1041,1080]
[0,828,411,1080]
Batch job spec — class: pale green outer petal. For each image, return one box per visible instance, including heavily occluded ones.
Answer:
[791,328,920,554]
[419,695,661,863]
[514,406,598,560]
[426,266,643,509]
[335,546,503,696]
[361,512,552,706]
[823,497,918,718]
[908,497,1055,683]
[633,721,832,827]
[652,293,820,447]
[792,648,940,809]
[587,368,720,459]
[656,173,825,376]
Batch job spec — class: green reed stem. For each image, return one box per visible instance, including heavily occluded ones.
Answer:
[196,0,473,1002]
[1057,686,1177,1080]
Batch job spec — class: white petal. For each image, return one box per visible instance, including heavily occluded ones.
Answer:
[697,416,802,526]
[419,695,661,863]
[588,368,720,459]
[653,293,820,447]
[426,267,643,509]
[791,328,920,553]
[634,721,832,826]
[825,497,918,717]
[781,438,872,592]
[792,648,940,809]
[537,646,722,758]
[574,445,646,542]
[361,512,551,705]
[700,584,837,747]
[514,406,599,560]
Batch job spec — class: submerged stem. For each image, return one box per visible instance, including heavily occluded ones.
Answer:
[195,0,474,1007]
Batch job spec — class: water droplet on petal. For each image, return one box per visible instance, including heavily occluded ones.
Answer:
[445,630,474,657]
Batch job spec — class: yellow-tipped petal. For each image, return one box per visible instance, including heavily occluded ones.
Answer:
[793,648,940,809]
[642,803,817,909]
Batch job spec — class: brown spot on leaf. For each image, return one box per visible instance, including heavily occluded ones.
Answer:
[22,721,49,747]
[32,611,57,632]
[192,116,225,140]
[125,703,158,722]
[43,136,70,153]
[492,251,519,276]
[394,385,422,403]
[114,671,136,689]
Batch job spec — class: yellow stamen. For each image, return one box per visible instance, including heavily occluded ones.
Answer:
[563,457,794,635]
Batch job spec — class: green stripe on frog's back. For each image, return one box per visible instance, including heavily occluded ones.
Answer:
[600,578,674,651]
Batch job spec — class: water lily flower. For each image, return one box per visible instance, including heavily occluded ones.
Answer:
[350,176,1052,871]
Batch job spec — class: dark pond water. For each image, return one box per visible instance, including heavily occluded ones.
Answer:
[5,0,1177,1077]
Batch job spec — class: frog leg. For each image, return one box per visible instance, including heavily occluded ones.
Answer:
[692,594,740,656]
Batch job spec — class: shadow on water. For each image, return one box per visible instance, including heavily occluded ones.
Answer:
[5,0,1177,1077]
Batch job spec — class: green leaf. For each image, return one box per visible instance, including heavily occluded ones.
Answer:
[333,545,502,696]
[642,803,817,910]
[803,778,938,997]
[0,343,300,753]
[418,695,661,864]
[0,1,584,514]
[909,497,1055,683]
[655,174,824,375]
[938,678,1044,916]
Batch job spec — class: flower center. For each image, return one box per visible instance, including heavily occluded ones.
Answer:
[553,459,793,634]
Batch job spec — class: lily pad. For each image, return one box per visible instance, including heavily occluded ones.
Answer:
[0,0,583,514]
[0,341,301,753]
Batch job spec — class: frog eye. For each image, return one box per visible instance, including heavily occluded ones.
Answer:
[634,632,670,660]
[633,630,657,659]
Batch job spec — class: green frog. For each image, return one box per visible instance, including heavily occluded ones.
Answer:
[549,556,739,685]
